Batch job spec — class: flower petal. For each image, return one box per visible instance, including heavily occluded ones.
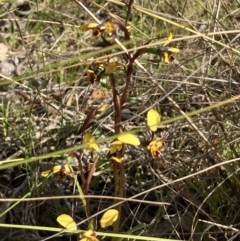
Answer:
[168,47,180,53]
[52,165,62,173]
[164,52,170,64]
[105,21,115,34]
[56,214,77,231]
[90,143,100,152]
[147,139,165,157]
[86,69,98,83]
[80,23,99,31]
[111,156,124,163]
[147,109,161,132]
[117,133,140,145]
[163,32,173,46]
[83,133,100,152]
[100,209,119,228]
[41,169,52,177]
[108,140,123,154]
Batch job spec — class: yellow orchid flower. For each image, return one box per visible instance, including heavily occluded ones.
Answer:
[147,139,165,157]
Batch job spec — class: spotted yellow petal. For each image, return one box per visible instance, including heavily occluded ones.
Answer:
[163,52,170,64]
[62,164,75,178]
[86,69,98,83]
[147,139,165,157]
[105,21,115,34]
[82,230,98,241]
